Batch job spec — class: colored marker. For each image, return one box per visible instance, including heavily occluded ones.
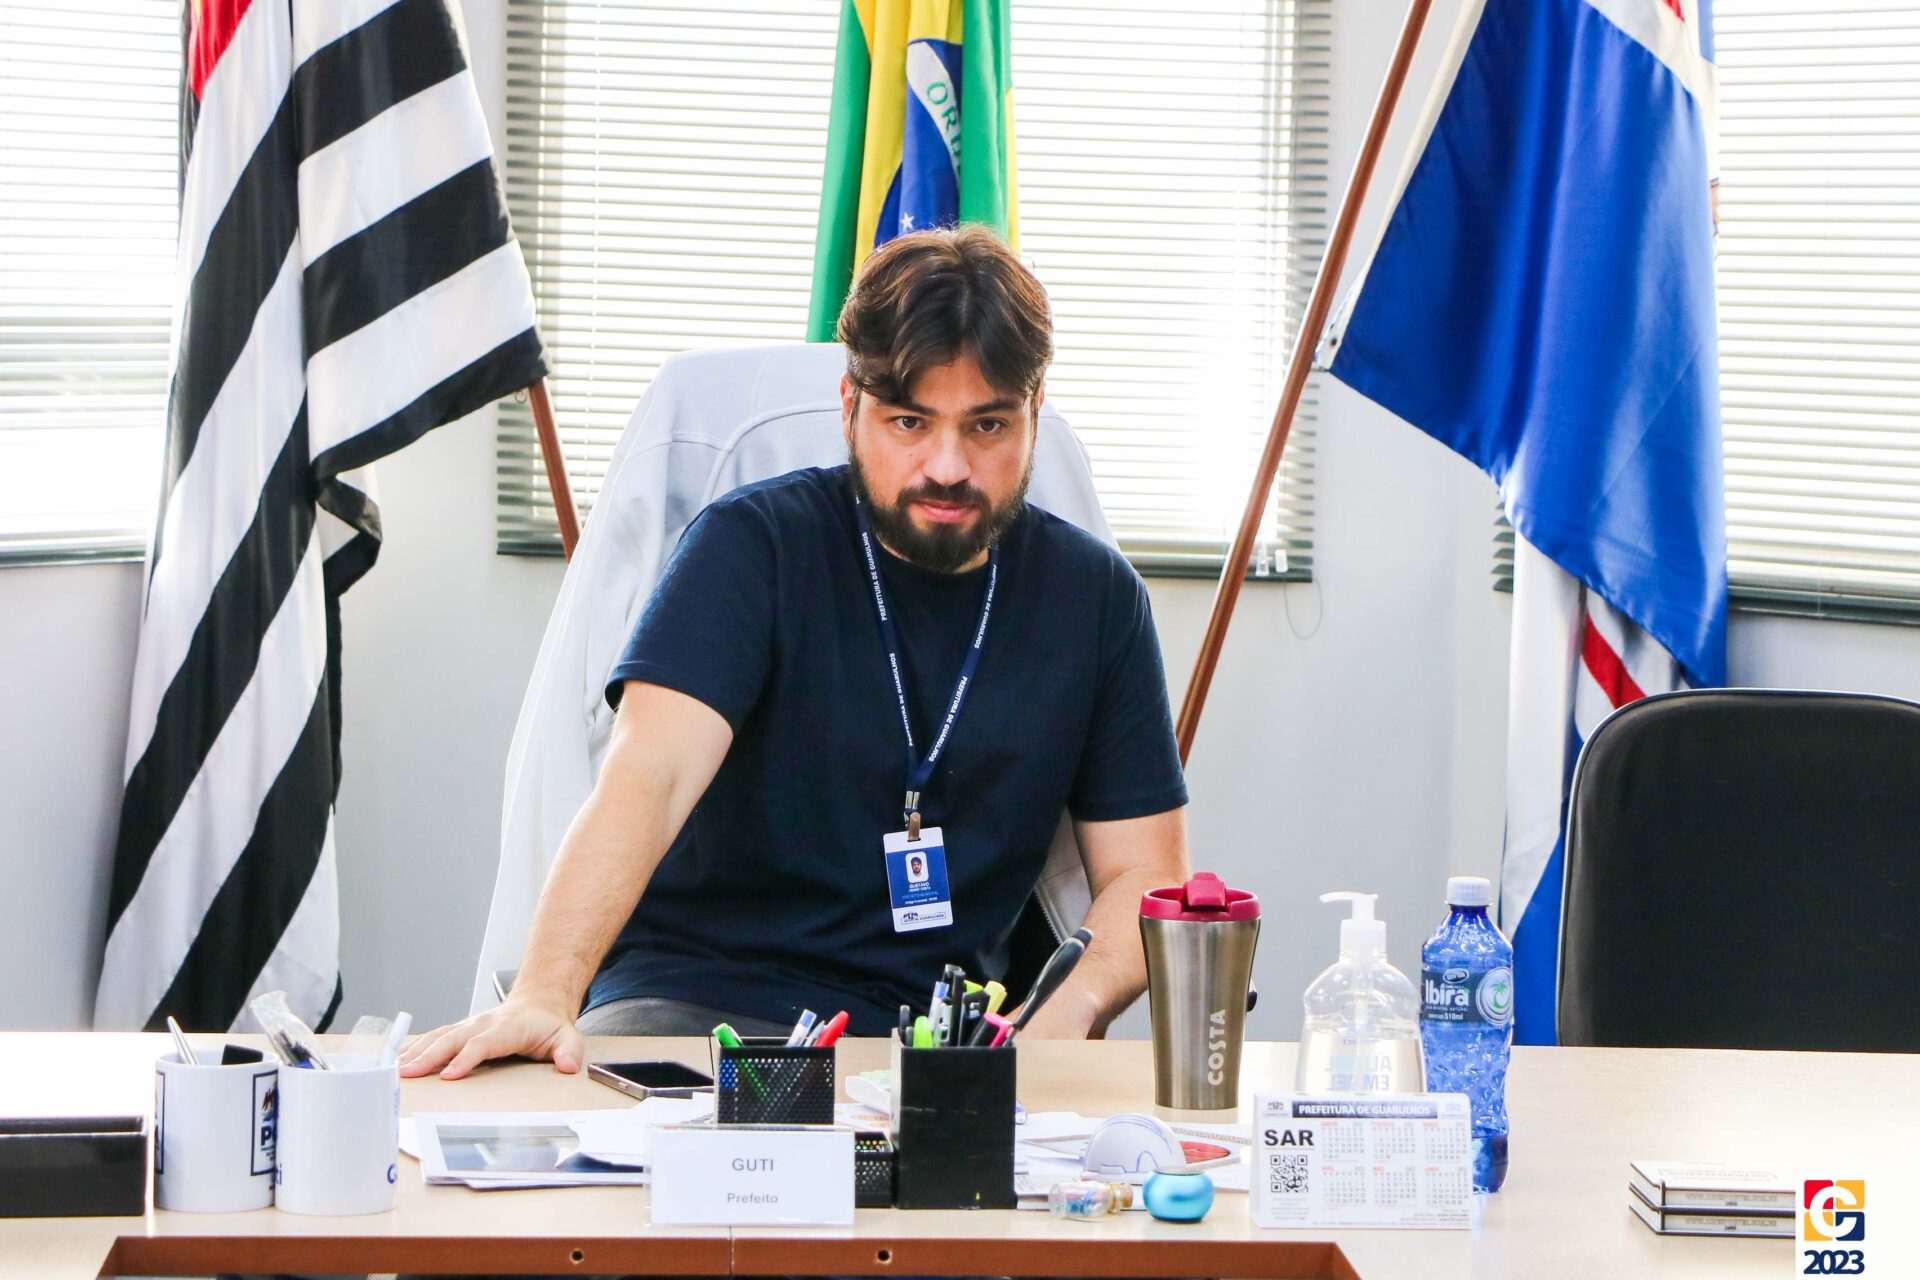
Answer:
[712,1023,762,1098]
[973,1011,1013,1048]
[812,1010,850,1048]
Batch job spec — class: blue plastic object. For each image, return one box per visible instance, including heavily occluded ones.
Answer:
[1143,1169,1214,1222]
[1421,877,1514,1192]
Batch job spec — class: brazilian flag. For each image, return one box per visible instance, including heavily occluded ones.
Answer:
[806,0,1019,340]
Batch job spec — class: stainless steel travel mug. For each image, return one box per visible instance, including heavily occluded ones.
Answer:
[1140,872,1262,1110]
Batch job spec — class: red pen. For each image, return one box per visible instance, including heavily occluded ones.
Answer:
[810,1010,850,1047]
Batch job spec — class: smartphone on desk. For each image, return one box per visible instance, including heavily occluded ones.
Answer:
[586,1059,715,1101]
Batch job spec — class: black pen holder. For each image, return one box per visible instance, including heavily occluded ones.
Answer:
[710,1038,835,1126]
[854,1130,896,1208]
[888,1039,1017,1209]
[0,1115,148,1217]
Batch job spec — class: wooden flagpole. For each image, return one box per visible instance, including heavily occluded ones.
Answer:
[527,377,581,561]
[1174,0,1437,763]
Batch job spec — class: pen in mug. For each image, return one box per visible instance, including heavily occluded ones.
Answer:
[166,1015,198,1066]
[379,1012,412,1067]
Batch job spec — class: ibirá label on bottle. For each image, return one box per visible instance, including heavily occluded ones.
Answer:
[1421,965,1513,1027]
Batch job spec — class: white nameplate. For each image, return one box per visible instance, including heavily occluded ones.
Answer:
[649,1124,854,1226]
[1251,1093,1473,1230]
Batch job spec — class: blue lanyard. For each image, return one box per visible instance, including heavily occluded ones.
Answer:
[850,490,999,838]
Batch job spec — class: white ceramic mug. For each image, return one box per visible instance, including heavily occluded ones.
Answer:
[154,1051,278,1212]
[274,1054,399,1215]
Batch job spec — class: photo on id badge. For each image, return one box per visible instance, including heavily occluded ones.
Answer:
[885,827,953,932]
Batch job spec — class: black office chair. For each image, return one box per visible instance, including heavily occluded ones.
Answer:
[1557,688,1920,1051]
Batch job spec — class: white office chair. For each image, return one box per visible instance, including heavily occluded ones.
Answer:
[470,342,1115,1013]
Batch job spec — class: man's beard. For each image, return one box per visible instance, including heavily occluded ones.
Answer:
[849,452,1031,574]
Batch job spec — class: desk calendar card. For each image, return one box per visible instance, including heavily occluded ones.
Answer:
[1251,1093,1473,1230]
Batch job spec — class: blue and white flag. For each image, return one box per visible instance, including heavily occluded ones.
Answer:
[1319,0,1727,1043]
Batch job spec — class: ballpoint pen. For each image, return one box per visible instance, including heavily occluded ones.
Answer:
[927,980,949,1047]
[939,965,968,1044]
[379,1012,412,1067]
[786,1009,818,1046]
[166,1015,198,1066]
[898,1004,915,1044]
[956,990,989,1048]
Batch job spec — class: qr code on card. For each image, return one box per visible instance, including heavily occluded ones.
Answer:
[1268,1152,1310,1195]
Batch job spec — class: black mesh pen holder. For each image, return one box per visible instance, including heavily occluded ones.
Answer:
[710,1038,835,1126]
[854,1130,896,1208]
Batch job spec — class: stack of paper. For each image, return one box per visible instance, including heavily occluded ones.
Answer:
[406,1096,713,1190]
[1628,1161,1795,1237]
[405,1097,894,1191]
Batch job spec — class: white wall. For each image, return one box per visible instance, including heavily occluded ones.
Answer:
[9,0,1920,1036]
[0,563,143,1027]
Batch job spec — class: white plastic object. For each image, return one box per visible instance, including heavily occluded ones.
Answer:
[1445,876,1493,908]
[1320,891,1387,958]
[1082,1114,1183,1180]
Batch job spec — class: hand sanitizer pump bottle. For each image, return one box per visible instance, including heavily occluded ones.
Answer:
[1294,892,1425,1093]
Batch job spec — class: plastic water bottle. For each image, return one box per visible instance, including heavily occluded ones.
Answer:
[1420,876,1513,1192]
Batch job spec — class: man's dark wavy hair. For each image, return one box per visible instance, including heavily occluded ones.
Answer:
[836,225,1052,407]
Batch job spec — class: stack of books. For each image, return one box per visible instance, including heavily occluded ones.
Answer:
[1628,1161,1794,1237]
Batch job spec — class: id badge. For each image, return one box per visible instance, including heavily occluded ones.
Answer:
[883,827,953,933]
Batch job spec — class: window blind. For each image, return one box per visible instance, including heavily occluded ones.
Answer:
[498,0,1328,578]
[1714,0,1920,620]
[1497,2,1920,622]
[0,0,177,565]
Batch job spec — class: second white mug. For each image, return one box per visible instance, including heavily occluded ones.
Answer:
[274,1054,399,1216]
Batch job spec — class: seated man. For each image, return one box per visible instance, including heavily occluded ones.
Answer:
[403,227,1189,1079]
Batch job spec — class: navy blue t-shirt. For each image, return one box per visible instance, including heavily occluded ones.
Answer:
[589,465,1187,1034]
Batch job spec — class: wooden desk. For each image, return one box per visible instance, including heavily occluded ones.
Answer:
[2,1033,1916,1277]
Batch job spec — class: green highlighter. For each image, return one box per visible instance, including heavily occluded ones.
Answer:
[911,1015,934,1048]
[712,1022,763,1100]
